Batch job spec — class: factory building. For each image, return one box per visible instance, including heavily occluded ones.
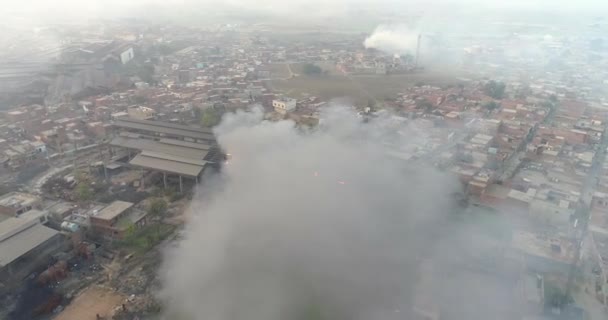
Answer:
[0,209,65,286]
[109,118,222,192]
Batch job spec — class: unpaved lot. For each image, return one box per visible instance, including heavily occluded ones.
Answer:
[55,286,125,320]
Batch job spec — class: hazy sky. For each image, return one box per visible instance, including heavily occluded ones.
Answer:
[3,0,607,23]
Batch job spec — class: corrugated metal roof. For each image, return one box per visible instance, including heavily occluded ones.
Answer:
[140,151,207,166]
[159,138,211,150]
[110,136,208,160]
[0,209,47,242]
[129,154,204,177]
[0,224,59,267]
[118,117,214,134]
[114,119,215,141]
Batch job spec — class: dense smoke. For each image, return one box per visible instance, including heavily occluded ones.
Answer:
[364,25,422,55]
[158,106,465,320]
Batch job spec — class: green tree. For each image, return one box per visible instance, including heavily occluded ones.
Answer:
[200,108,221,127]
[483,80,506,99]
[137,64,155,83]
[302,63,322,75]
[74,183,93,202]
[148,197,168,217]
[133,95,147,105]
[158,44,173,55]
[125,223,136,238]
[415,99,434,112]
[549,94,558,103]
[74,169,88,183]
[544,282,574,309]
[366,99,376,111]
[192,107,202,120]
[483,101,500,111]
[541,100,553,109]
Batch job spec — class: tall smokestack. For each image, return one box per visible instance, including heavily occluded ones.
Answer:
[415,34,422,68]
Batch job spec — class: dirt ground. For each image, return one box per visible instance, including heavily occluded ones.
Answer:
[289,61,341,76]
[266,63,291,79]
[110,170,142,185]
[268,70,463,106]
[55,286,125,320]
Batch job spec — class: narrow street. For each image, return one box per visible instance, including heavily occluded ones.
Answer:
[499,102,557,182]
[570,127,608,319]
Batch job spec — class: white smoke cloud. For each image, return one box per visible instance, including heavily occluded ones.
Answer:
[156,106,521,320]
[364,25,421,55]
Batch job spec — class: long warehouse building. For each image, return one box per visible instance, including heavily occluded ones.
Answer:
[113,117,216,143]
[110,118,222,191]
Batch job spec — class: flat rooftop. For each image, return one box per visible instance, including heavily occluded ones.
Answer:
[0,192,39,209]
[511,231,573,264]
[0,209,47,242]
[94,201,134,221]
[130,153,205,177]
[0,223,58,267]
[118,117,214,134]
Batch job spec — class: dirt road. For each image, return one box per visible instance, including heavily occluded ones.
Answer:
[54,286,124,320]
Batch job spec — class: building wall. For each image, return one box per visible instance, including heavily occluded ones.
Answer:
[0,206,18,216]
[90,206,130,228]
[120,48,135,65]
[90,208,148,241]
[273,99,296,114]
[0,203,37,216]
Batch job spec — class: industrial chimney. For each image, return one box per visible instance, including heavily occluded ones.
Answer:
[415,34,422,68]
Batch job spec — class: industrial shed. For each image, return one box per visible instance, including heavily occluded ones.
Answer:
[0,210,65,283]
[113,118,215,143]
[109,118,221,192]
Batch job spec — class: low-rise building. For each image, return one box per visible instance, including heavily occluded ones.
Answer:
[511,230,575,274]
[0,209,64,284]
[2,141,47,169]
[272,98,297,114]
[89,201,148,240]
[0,192,41,216]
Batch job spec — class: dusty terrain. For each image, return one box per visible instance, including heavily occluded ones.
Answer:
[54,286,125,320]
[268,68,464,105]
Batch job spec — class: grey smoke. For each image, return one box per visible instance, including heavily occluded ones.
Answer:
[158,106,466,320]
[364,25,421,56]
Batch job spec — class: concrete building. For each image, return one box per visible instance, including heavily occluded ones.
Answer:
[119,47,135,65]
[529,199,575,227]
[272,98,297,115]
[2,140,47,169]
[511,230,575,274]
[89,201,148,240]
[46,201,77,222]
[0,192,41,216]
[0,209,65,284]
[127,106,156,120]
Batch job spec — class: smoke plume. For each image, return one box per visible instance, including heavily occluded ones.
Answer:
[157,106,473,320]
[364,25,421,55]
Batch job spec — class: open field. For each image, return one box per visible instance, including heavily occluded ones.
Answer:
[265,63,292,79]
[267,69,465,106]
[55,286,125,320]
[289,61,342,76]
